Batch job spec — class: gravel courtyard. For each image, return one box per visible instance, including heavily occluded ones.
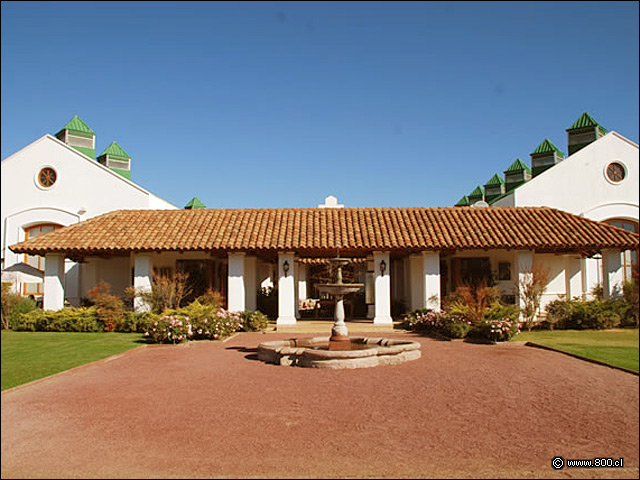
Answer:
[2,332,638,479]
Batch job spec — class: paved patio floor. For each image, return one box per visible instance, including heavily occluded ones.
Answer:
[1,332,638,479]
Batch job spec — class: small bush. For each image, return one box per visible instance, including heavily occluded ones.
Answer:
[240,310,269,332]
[87,281,125,332]
[468,318,520,343]
[399,309,471,339]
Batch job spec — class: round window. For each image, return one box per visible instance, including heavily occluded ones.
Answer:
[605,162,626,183]
[38,167,57,188]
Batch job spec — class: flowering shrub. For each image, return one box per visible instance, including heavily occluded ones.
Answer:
[469,318,520,343]
[400,309,472,339]
[143,306,243,344]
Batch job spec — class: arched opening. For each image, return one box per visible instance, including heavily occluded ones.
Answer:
[605,218,639,282]
[22,223,62,295]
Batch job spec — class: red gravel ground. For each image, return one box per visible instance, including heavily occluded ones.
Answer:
[1,331,638,479]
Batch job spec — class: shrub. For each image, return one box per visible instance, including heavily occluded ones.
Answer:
[136,272,193,313]
[545,298,622,330]
[446,280,502,325]
[5,295,38,329]
[468,318,520,343]
[518,263,550,331]
[399,309,471,339]
[12,307,101,332]
[240,310,269,332]
[143,303,242,344]
[87,281,125,332]
[118,311,159,333]
[1,283,22,329]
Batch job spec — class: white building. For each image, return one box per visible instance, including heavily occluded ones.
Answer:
[1,116,176,304]
[457,113,639,301]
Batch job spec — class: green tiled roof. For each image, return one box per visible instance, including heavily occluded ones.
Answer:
[485,174,505,186]
[531,138,564,156]
[469,185,484,197]
[455,195,469,206]
[505,158,531,173]
[62,115,95,134]
[184,197,206,209]
[100,141,130,159]
[568,112,607,132]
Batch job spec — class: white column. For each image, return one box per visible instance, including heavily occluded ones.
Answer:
[228,253,246,312]
[277,252,296,325]
[294,261,301,319]
[373,251,392,324]
[423,251,441,312]
[602,249,623,299]
[134,253,153,312]
[408,254,424,311]
[564,255,583,300]
[43,253,65,311]
[298,264,307,302]
[516,251,534,312]
[244,256,257,311]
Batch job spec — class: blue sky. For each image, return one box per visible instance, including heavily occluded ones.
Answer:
[2,1,638,209]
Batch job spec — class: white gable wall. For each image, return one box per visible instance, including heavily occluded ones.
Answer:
[1,134,176,303]
[501,132,639,221]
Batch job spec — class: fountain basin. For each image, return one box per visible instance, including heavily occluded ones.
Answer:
[257,337,421,369]
[316,283,364,296]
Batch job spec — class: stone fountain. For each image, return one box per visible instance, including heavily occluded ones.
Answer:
[257,256,421,369]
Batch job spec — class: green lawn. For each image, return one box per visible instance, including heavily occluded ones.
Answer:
[513,328,639,373]
[1,330,144,391]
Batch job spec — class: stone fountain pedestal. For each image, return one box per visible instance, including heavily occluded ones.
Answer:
[315,257,364,351]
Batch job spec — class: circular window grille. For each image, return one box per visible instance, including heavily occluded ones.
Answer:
[605,162,626,183]
[38,167,57,188]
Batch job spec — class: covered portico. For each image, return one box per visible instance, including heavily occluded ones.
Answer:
[11,207,638,320]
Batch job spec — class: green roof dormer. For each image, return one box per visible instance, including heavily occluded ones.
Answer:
[468,185,485,205]
[455,195,470,207]
[184,197,206,209]
[484,174,506,203]
[504,158,532,193]
[55,115,96,158]
[97,141,131,180]
[567,112,607,155]
[530,139,565,177]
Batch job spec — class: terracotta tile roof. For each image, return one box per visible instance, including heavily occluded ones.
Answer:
[10,207,639,258]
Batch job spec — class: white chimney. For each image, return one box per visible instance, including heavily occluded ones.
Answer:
[318,195,344,209]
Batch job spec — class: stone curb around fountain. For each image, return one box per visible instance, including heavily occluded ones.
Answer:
[257,336,422,369]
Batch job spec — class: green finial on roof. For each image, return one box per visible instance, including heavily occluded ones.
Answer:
[485,174,505,186]
[532,138,564,156]
[100,141,130,159]
[469,185,484,197]
[455,195,470,206]
[505,158,531,173]
[184,197,206,209]
[568,112,607,132]
[62,115,95,134]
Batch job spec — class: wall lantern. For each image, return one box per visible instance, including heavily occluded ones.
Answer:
[380,259,386,276]
[283,260,290,277]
